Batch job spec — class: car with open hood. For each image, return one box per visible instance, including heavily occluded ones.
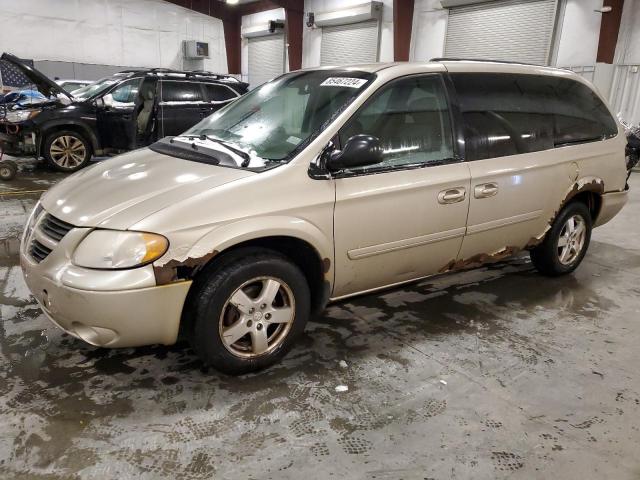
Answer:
[20,60,630,374]
[0,52,248,172]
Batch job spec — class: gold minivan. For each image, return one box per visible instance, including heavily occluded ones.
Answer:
[21,60,629,374]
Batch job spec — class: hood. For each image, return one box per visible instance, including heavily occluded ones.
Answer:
[1,52,72,100]
[40,148,255,230]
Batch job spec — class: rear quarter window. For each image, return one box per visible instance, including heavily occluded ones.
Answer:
[451,73,617,161]
[204,84,238,102]
[550,77,618,146]
[160,81,204,102]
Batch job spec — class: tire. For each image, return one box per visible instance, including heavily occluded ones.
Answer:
[0,160,17,181]
[43,130,92,172]
[530,201,592,276]
[188,248,311,375]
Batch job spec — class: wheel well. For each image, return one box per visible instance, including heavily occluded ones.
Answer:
[194,236,330,317]
[39,124,96,154]
[570,191,602,222]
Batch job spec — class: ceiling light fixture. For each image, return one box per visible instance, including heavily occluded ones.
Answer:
[227,0,239,4]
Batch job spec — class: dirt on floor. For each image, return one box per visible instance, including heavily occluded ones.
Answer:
[1,161,640,479]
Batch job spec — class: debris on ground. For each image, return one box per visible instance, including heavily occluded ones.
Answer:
[335,385,349,393]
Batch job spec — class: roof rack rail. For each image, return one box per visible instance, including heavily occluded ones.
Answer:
[116,68,241,81]
[430,57,544,67]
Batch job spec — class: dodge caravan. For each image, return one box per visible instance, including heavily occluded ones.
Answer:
[20,60,630,374]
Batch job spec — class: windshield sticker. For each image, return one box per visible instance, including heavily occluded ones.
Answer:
[286,136,301,145]
[320,77,368,88]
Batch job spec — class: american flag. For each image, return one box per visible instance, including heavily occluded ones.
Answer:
[0,58,34,88]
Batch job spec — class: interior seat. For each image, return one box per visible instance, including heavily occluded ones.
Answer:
[137,89,155,136]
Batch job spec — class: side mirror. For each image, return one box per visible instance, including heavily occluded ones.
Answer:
[101,93,114,109]
[326,134,383,171]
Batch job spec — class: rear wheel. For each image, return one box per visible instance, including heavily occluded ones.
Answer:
[530,201,592,276]
[43,130,92,172]
[188,249,311,375]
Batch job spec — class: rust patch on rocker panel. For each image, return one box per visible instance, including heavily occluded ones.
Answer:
[439,246,520,274]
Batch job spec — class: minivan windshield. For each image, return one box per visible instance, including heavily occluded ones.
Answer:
[72,73,133,100]
[153,70,375,170]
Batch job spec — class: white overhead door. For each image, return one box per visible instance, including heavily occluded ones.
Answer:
[248,34,285,89]
[320,20,379,66]
[444,0,558,65]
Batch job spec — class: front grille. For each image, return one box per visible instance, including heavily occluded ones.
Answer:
[29,239,52,263]
[28,212,76,264]
[39,214,74,242]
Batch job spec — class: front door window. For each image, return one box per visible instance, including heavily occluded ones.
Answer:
[339,75,455,173]
[108,78,142,108]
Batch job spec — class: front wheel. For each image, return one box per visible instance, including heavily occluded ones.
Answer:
[530,201,592,276]
[189,249,311,375]
[43,130,92,172]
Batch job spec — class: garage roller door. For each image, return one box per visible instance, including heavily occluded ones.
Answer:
[248,34,285,89]
[444,0,557,65]
[320,20,379,66]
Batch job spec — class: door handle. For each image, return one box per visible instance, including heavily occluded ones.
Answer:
[438,187,466,204]
[474,182,499,199]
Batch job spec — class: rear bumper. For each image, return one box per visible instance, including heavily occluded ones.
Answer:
[594,189,628,227]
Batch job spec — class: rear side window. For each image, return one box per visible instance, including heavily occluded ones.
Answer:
[204,84,238,102]
[160,81,204,102]
[451,73,617,161]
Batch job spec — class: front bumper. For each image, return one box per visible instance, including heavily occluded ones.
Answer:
[594,189,629,227]
[20,209,192,348]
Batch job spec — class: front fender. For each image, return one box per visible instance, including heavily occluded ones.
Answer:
[154,215,334,283]
[39,119,100,153]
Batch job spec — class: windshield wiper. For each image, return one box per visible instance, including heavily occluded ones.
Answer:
[199,134,252,167]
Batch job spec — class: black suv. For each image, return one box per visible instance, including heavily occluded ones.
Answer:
[0,53,248,172]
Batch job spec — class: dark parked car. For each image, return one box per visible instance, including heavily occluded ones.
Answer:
[0,53,248,172]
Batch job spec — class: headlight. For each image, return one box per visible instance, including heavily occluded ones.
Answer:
[3,109,40,123]
[22,201,42,245]
[73,230,169,269]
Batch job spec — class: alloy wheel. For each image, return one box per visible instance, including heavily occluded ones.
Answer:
[557,214,587,265]
[49,135,86,168]
[219,276,295,358]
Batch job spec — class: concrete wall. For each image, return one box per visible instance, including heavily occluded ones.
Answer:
[240,8,286,84]
[610,0,640,123]
[410,0,448,62]
[302,0,394,68]
[0,0,227,78]
[554,0,603,68]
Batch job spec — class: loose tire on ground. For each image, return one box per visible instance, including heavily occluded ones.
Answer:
[43,130,92,172]
[530,201,592,276]
[0,160,17,180]
[187,248,311,375]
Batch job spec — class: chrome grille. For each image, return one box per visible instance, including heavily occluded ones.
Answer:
[39,214,74,242]
[29,239,52,263]
[28,212,76,264]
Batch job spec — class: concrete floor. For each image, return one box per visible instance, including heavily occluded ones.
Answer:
[1,158,640,479]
